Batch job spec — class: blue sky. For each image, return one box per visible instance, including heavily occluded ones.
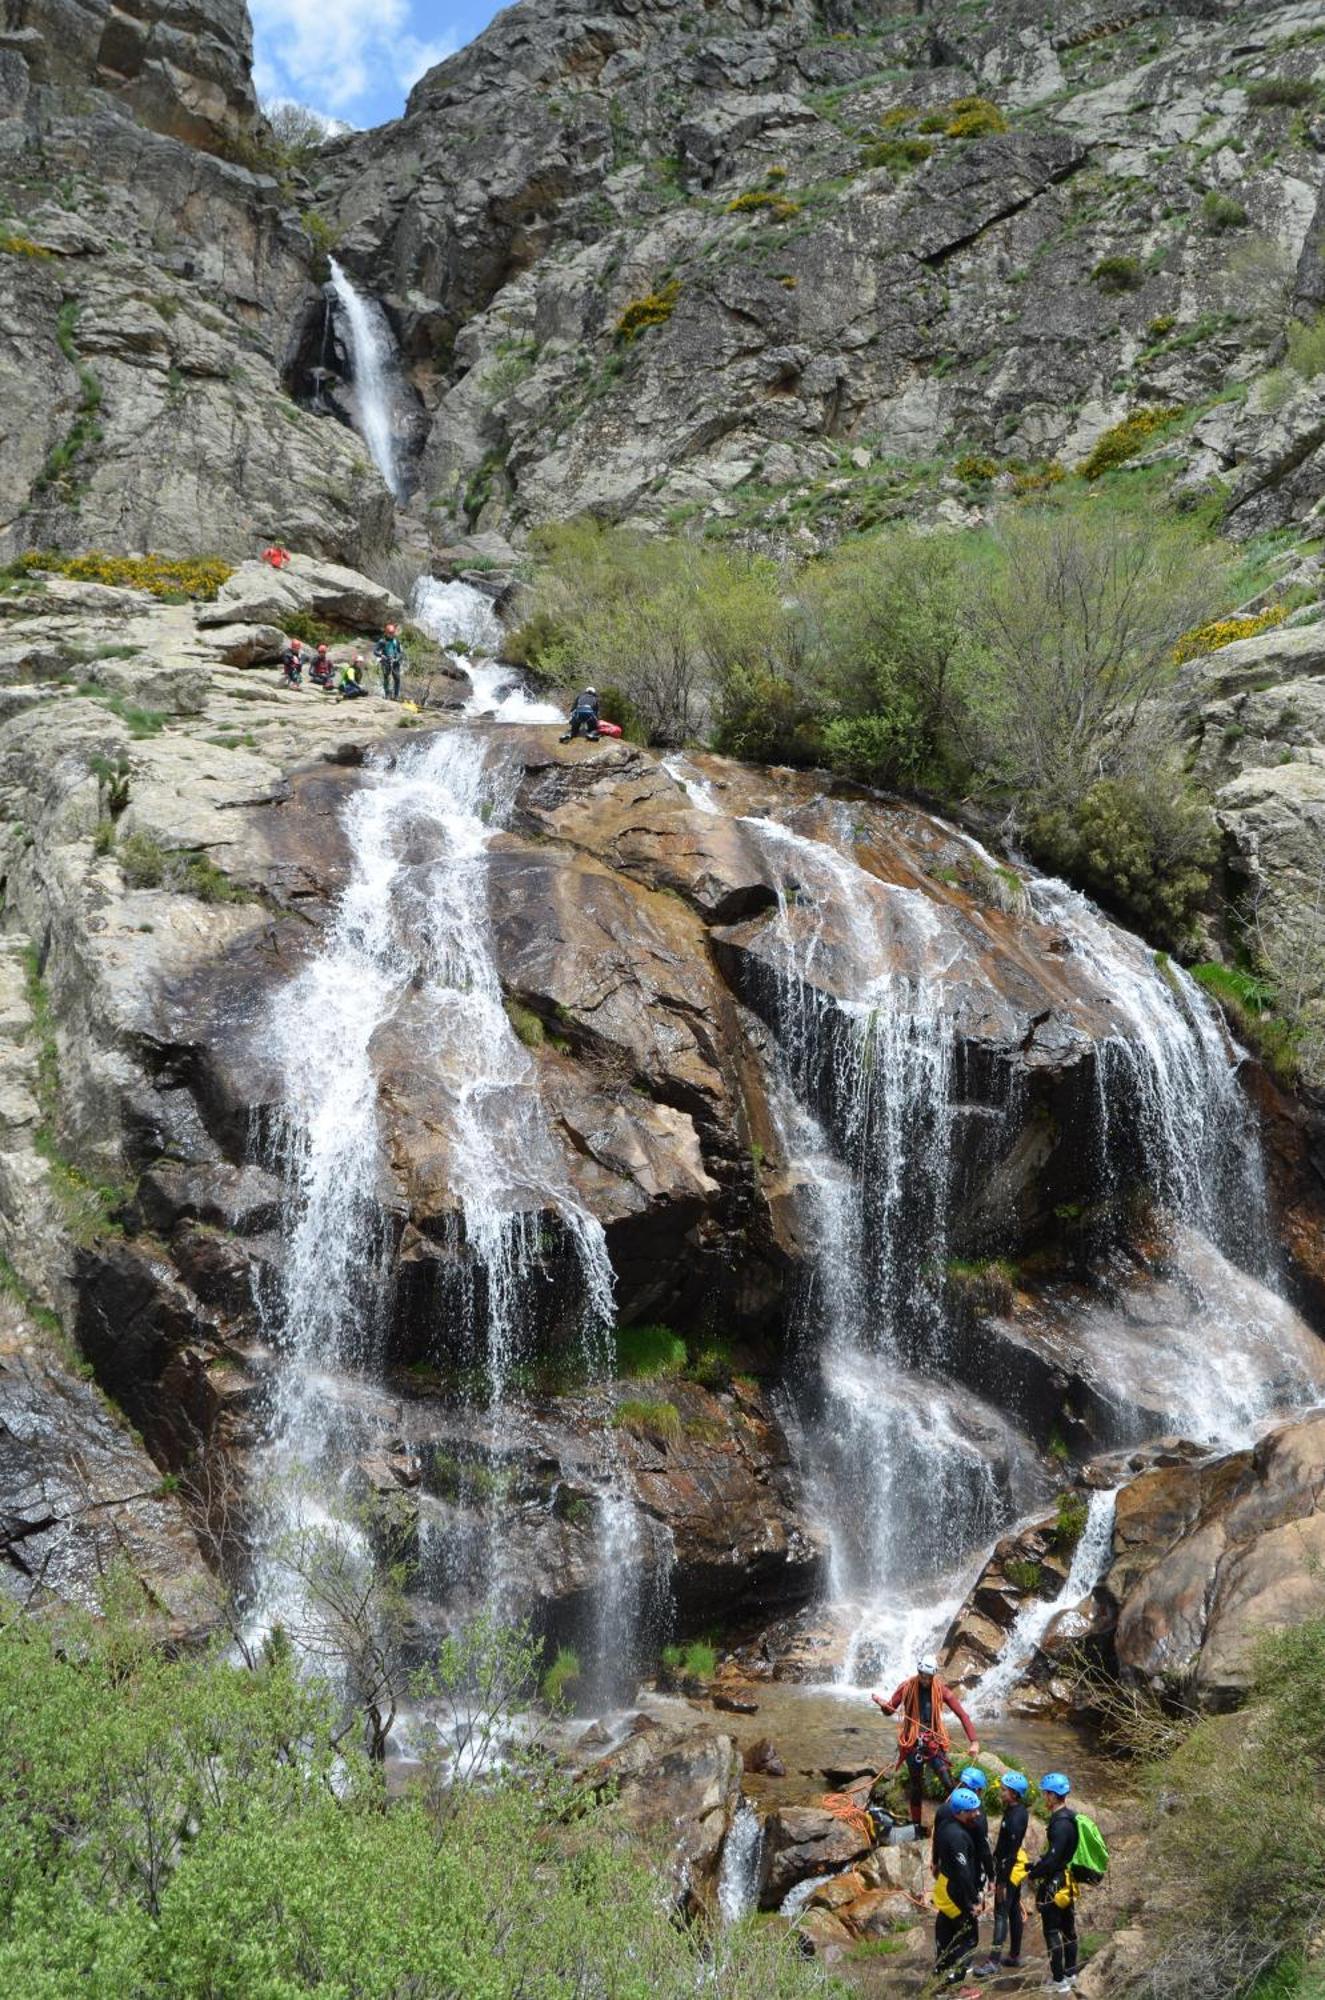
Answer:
[251,0,503,128]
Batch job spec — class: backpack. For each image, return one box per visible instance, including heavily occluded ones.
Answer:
[1070,1813,1109,1885]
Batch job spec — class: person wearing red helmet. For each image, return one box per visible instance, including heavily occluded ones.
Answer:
[309,642,334,689]
[280,637,304,687]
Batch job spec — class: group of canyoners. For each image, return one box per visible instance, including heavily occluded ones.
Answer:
[872,1657,1109,1992]
[279,624,405,701]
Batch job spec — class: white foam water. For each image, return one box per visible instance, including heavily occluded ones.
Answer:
[327,258,407,500]
[717,1800,765,1924]
[974,1487,1119,1712]
[245,726,616,1657]
[410,576,564,724]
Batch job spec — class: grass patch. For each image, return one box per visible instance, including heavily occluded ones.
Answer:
[1053,1489,1089,1550]
[1092,253,1144,293]
[541,1646,581,1708]
[612,1398,681,1442]
[505,999,545,1048]
[116,833,253,903]
[660,1639,717,1680]
[612,1323,686,1380]
[20,947,128,1243]
[1005,1558,1043,1594]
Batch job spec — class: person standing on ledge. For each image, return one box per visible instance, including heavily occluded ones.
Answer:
[375,622,404,701]
[872,1653,979,1834]
[931,1785,986,1984]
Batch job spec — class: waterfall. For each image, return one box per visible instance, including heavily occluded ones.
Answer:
[410,576,565,724]
[717,1800,764,1924]
[244,715,619,1666]
[973,1487,1119,1712]
[735,803,1300,1693]
[327,257,406,500]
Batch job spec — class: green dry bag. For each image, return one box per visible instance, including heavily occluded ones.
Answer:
[1070,1813,1109,1885]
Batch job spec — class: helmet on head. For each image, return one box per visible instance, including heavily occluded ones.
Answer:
[1040,1773,1071,1798]
[916,1654,938,1678]
[290,636,303,647]
[386,622,397,634]
[316,642,328,652]
[959,1768,987,1792]
[949,1787,981,1814]
[586,685,598,696]
[1000,1771,1030,1797]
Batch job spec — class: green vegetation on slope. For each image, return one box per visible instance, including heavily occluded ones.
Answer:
[0,1591,836,1999]
[522,482,1269,948]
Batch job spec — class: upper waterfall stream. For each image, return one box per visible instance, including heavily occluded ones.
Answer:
[327,258,408,501]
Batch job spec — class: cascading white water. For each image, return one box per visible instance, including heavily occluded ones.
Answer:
[735,802,1307,1696]
[245,719,619,1659]
[973,1487,1119,1712]
[1027,876,1266,1266]
[717,1800,765,1924]
[327,257,406,501]
[410,576,565,724]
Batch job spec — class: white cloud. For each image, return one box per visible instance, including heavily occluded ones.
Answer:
[251,0,455,119]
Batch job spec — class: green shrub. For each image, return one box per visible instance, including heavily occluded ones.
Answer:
[505,999,545,1048]
[616,280,681,341]
[1202,190,1248,232]
[955,452,999,482]
[945,96,1008,137]
[1092,253,1145,294]
[117,830,167,888]
[725,190,800,220]
[687,1342,734,1389]
[0,1602,831,1999]
[1005,1558,1043,1593]
[860,135,932,171]
[613,1324,686,1380]
[1286,312,1325,381]
[1077,405,1186,478]
[715,665,822,766]
[1247,75,1317,108]
[1053,1489,1089,1550]
[1029,775,1217,950]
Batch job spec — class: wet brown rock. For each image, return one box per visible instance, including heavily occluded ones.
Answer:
[840,1886,922,1937]
[760,1804,872,1906]
[588,1720,742,1882]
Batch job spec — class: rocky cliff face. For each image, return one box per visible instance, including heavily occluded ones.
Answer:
[0,1,391,568]
[303,0,1325,547]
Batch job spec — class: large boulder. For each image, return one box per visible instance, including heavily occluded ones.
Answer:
[759,1804,873,1907]
[1107,1410,1325,1706]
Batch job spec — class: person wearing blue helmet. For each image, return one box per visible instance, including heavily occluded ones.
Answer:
[1028,1773,1079,1992]
[932,1786,986,1983]
[931,1765,994,1894]
[972,1770,1031,1975]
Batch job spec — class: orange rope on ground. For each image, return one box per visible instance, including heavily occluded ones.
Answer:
[818,1792,875,1844]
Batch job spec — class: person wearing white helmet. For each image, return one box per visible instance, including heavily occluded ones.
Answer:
[872,1652,980,1835]
[560,684,601,743]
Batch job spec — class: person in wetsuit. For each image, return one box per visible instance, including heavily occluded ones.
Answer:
[559,686,601,742]
[872,1653,980,1833]
[932,1765,994,1891]
[932,1785,986,1984]
[973,1769,1030,1975]
[1028,1772,1080,1994]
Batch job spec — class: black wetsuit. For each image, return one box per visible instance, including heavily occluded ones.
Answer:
[933,1813,982,1980]
[932,1797,994,1892]
[1029,1804,1079,1983]
[992,1798,1030,1963]
[280,645,304,686]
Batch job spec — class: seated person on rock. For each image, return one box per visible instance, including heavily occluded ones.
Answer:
[280,637,305,686]
[309,642,335,688]
[559,685,601,742]
[872,1652,979,1834]
[338,655,370,699]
